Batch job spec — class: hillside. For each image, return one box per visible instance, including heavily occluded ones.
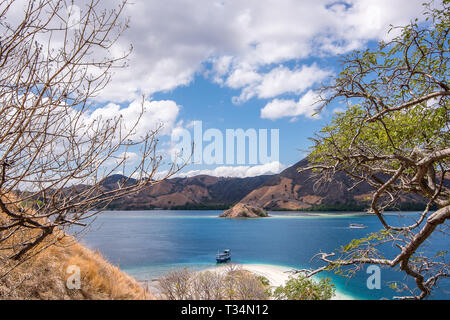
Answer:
[104,174,273,210]
[237,159,430,211]
[0,203,152,300]
[101,159,429,211]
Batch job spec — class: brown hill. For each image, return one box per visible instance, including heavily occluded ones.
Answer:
[104,174,273,210]
[237,159,429,211]
[100,158,431,212]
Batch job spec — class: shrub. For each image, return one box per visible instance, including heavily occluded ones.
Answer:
[157,265,269,300]
[273,275,335,300]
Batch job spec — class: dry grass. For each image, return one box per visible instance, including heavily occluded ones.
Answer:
[0,197,153,300]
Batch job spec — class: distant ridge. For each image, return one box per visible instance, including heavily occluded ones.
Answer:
[236,158,429,211]
[103,174,274,210]
[101,159,431,211]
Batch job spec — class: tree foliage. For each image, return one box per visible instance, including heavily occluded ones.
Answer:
[273,275,335,300]
[301,0,449,299]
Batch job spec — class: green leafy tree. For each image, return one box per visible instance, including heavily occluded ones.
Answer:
[273,275,335,300]
[301,0,449,300]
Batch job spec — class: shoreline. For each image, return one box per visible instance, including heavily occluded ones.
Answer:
[103,208,425,213]
[203,263,356,300]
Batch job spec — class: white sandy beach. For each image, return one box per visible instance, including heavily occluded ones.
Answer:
[206,264,355,300]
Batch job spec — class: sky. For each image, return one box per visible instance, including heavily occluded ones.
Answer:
[90,0,431,178]
[14,0,432,178]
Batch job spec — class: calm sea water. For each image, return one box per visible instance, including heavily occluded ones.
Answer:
[74,210,449,300]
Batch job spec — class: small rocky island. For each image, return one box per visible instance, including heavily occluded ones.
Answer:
[219,203,268,218]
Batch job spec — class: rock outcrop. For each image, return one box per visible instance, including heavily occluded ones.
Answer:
[220,203,268,218]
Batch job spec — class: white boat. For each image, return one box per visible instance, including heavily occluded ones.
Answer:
[216,249,231,263]
[349,223,367,229]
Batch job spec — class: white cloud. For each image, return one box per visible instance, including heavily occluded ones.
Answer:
[257,65,329,98]
[261,90,322,120]
[88,0,426,103]
[6,0,429,112]
[118,152,139,163]
[231,64,331,103]
[332,107,346,114]
[105,152,139,167]
[178,161,286,178]
[211,56,234,84]
[88,99,181,139]
[225,66,262,89]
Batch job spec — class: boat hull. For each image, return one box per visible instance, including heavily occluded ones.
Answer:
[349,224,367,229]
[216,249,231,263]
[216,256,231,263]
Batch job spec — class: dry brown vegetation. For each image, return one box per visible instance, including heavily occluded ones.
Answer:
[0,201,152,300]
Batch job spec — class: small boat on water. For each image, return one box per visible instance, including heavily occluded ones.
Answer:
[216,249,231,263]
[349,223,367,229]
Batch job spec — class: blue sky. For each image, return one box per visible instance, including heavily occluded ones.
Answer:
[73,0,429,178]
[151,59,338,167]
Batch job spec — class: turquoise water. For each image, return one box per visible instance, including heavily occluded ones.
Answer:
[75,210,449,300]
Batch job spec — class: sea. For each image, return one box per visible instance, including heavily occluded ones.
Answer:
[73,210,449,300]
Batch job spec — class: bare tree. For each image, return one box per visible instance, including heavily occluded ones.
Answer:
[190,270,224,300]
[157,266,268,300]
[0,0,183,270]
[157,267,194,300]
[299,1,449,299]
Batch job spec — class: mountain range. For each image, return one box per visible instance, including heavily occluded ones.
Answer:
[103,159,429,212]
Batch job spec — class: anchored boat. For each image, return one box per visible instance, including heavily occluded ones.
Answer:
[349,223,367,229]
[216,249,231,263]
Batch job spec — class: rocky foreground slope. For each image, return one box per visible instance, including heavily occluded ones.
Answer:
[0,205,150,300]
